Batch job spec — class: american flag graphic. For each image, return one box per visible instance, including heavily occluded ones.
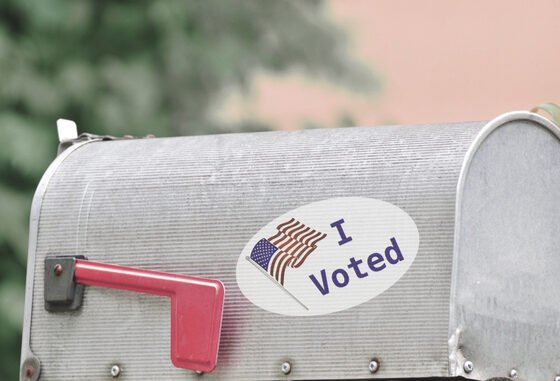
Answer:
[248,218,327,286]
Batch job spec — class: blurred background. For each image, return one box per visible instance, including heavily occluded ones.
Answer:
[0,1,558,379]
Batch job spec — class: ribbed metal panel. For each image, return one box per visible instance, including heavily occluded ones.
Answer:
[27,122,484,380]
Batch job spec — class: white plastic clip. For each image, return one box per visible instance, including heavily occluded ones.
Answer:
[56,119,78,143]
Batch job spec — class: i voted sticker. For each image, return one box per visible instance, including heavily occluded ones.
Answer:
[236,197,419,316]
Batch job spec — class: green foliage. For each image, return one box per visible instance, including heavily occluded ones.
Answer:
[531,102,560,125]
[0,1,376,379]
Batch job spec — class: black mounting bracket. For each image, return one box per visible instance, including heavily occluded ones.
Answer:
[44,255,86,312]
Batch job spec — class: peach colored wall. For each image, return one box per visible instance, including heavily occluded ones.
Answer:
[220,0,560,129]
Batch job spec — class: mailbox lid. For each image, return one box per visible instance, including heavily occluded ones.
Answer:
[24,118,485,380]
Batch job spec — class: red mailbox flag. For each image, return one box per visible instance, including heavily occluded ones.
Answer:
[74,259,225,372]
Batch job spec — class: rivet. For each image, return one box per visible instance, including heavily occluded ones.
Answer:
[509,368,519,379]
[24,366,34,378]
[110,364,121,378]
[368,359,379,373]
[54,264,63,276]
[281,361,291,375]
[554,376,560,381]
[463,360,474,373]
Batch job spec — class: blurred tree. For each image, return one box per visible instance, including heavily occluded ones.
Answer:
[0,0,377,379]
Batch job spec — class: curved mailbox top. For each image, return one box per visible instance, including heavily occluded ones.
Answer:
[20,111,560,381]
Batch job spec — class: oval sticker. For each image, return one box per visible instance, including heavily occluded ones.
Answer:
[236,197,419,316]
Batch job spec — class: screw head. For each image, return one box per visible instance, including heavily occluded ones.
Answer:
[509,369,519,379]
[368,359,379,373]
[463,360,474,373]
[281,361,291,375]
[53,264,63,276]
[110,364,121,377]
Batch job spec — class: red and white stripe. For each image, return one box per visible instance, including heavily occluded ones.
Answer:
[268,249,294,285]
[266,218,327,284]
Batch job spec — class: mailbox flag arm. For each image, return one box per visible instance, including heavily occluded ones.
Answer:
[44,256,225,373]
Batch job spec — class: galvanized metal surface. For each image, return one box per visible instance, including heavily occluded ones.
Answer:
[21,112,560,380]
[23,121,482,380]
[20,141,93,381]
[450,114,560,381]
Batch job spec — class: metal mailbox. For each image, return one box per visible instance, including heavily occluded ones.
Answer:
[20,111,560,380]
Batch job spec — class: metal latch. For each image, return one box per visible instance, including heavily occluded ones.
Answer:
[56,118,156,155]
[44,256,225,372]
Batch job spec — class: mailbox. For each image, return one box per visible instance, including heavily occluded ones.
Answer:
[20,111,560,380]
